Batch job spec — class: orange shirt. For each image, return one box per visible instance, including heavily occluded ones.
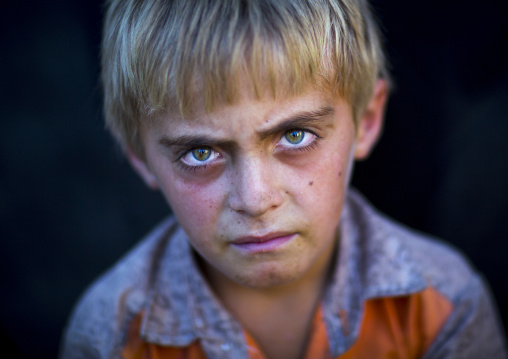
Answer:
[122,287,453,359]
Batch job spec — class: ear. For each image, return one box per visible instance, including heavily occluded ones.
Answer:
[354,79,389,160]
[126,147,160,190]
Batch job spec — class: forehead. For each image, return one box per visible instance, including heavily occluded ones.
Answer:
[146,85,349,138]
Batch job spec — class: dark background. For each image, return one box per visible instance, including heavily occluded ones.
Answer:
[1,0,507,357]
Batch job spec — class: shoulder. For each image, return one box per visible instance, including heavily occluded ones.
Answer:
[60,217,178,359]
[346,189,474,302]
[346,190,507,357]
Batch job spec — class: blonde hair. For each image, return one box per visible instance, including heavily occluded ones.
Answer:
[101,0,389,153]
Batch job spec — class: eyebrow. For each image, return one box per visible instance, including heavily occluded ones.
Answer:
[159,135,232,149]
[257,106,334,140]
[158,105,334,148]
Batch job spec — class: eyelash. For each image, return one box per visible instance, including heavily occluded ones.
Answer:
[176,162,210,173]
[285,139,321,154]
[175,128,322,172]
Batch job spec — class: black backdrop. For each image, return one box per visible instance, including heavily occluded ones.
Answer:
[1,1,507,357]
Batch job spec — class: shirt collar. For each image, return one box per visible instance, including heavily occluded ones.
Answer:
[323,189,428,356]
[139,226,249,357]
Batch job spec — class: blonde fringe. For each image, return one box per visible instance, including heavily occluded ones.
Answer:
[101,0,389,152]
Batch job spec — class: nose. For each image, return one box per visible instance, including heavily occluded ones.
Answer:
[227,155,284,217]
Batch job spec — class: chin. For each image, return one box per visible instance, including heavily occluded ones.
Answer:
[230,266,302,289]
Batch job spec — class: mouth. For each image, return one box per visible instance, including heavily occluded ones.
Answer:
[230,232,296,253]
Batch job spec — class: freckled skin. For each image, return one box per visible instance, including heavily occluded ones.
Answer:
[137,88,358,290]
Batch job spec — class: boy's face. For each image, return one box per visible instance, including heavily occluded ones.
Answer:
[130,82,386,290]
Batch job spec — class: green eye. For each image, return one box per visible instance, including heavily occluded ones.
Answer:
[285,130,304,144]
[191,148,211,161]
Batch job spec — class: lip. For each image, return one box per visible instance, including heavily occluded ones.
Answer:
[231,232,296,253]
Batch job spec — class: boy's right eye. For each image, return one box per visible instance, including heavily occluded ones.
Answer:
[179,147,221,168]
[191,148,212,161]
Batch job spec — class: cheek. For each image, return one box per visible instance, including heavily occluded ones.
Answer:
[158,172,226,234]
[298,142,353,193]
[293,140,354,220]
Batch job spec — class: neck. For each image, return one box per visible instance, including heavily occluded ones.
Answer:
[198,242,337,359]
[198,237,337,324]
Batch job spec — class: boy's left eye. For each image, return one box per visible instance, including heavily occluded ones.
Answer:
[278,129,316,148]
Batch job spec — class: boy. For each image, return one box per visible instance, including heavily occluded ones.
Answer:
[61,0,506,358]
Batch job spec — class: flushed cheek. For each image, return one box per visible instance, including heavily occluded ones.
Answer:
[294,151,351,234]
[295,152,349,202]
[163,176,226,233]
